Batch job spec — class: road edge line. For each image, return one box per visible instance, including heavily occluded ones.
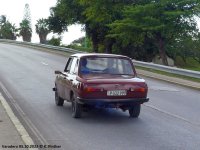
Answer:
[0,93,38,150]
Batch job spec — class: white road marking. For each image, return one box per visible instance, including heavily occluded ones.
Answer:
[149,86,179,92]
[0,81,48,147]
[0,93,38,150]
[145,104,200,127]
[41,62,48,66]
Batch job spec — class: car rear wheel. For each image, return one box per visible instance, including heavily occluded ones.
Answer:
[129,104,141,118]
[71,95,82,118]
[55,90,64,106]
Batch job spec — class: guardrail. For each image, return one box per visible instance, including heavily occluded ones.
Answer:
[0,39,83,54]
[0,39,200,79]
[133,60,200,79]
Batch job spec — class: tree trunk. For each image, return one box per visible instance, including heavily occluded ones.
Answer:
[105,39,114,54]
[92,40,98,53]
[105,44,112,53]
[23,36,31,42]
[157,34,168,66]
[22,33,31,42]
[91,34,98,53]
[39,34,47,44]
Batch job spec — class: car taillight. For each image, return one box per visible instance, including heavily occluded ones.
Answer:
[130,87,146,92]
[84,87,103,92]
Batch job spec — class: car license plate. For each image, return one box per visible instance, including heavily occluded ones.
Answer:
[107,90,127,96]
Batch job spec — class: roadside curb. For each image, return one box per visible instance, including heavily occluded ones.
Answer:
[137,70,200,91]
[0,93,38,150]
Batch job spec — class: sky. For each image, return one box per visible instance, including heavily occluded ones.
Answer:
[0,0,85,45]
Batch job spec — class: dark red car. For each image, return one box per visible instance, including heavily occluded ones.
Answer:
[53,53,149,118]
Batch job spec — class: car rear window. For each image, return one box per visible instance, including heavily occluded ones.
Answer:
[79,57,135,75]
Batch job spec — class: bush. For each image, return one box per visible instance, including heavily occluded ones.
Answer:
[47,36,61,46]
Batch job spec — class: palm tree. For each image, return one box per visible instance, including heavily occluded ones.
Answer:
[35,18,50,44]
[19,19,32,42]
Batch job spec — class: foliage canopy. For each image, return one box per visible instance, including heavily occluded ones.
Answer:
[0,15,18,40]
[49,0,200,65]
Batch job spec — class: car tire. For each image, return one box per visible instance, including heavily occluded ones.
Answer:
[71,95,82,118]
[55,90,64,106]
[129,104,141,118]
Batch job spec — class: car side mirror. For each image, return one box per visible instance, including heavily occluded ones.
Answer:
[55,70,62,74]
[64,69,69,72]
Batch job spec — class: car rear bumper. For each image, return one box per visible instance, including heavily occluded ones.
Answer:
[77,97,149,107]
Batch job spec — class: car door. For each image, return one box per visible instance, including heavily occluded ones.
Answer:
[58,57,73,99]
[63,57,78,100]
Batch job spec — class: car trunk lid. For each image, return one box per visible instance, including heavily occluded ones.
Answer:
[81,74,148,99]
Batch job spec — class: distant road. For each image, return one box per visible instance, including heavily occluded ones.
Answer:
[0,43,200,150]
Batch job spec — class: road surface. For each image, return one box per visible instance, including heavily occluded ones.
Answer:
[0,43,200,150]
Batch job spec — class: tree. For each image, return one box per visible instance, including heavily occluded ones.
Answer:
[167,33,200,64]
[19,19,32,42]
[35,18,50,44]
[48,0,84,33]
[19,3,32,42]
[49,0,133,53]
[0,15,18,40]
[193,34,200,63]
[48,7,68,34]
[78,0,135,53]
[23,4,32,27]
[109,0,200,65]
[78,0,112,52]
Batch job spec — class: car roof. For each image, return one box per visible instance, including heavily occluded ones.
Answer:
[71,53,130,59]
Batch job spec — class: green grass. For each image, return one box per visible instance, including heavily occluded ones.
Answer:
[135,66,200,83]
[175,56,200,71]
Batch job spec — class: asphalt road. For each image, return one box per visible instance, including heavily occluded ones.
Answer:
[0,43,200,150]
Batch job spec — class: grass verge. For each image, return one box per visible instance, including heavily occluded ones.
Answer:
[135,66,200,83]
[175,56,200,71]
